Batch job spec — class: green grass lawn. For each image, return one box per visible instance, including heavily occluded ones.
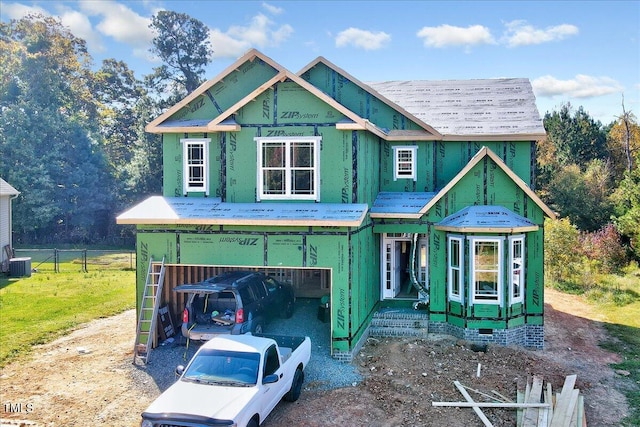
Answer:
[0,258,135,367]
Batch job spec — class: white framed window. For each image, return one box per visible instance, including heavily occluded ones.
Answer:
[469,236,504,305]
[181,138,210,195]
[447,235,463,302]
[393,146,417,181]
[255,136,320,201]
[509,235,525,304]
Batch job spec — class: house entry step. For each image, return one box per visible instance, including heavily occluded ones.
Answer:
[369,309,429,338]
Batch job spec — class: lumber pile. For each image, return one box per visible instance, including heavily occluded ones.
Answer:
[431,375,587,427]
[517,375,587,427]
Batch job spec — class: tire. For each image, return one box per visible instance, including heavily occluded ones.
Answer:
[246,417,259,427]
[281,299,294,319]
[284,368,304,402]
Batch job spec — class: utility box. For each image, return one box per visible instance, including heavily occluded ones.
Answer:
[9,257,31,277]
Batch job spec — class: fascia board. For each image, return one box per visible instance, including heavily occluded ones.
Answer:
[434,225,539,233]
[442,133,547,142]
[146,49,285,134]
[298,56,443,140]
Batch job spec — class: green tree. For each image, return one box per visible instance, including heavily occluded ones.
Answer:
[544,217,583,286]
[0,15,114,243]
[546,160,615,231]
[612,167,640,259]
[146,11,213,98]
[543,103,609,170]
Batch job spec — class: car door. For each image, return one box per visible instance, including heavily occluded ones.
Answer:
[260,344,289,416]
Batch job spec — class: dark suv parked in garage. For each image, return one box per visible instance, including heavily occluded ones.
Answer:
[174,271,295,341]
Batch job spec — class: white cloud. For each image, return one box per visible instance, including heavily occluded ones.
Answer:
[213,13,293,58]
[57,8,105,52]
[335,28,391,50]
[262,2,284,15]
[79,0,154,50]
[532,75,624,98]
[416,24,495,48]
[2,2,49,19]
[504,20,579,47]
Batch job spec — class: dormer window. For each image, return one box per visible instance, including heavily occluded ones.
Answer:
[181,138,210,195]
[255,136,321,201]
[393,146,417,181]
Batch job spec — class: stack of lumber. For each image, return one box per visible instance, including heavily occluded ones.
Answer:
[517,374,587,427]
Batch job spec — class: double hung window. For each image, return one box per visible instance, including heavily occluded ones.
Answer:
[470,237,503,304]
[447,236,464,302]
[393,146,417,181]
[182,138,210,195]
[256,137,320,201]
[509,236,525,304]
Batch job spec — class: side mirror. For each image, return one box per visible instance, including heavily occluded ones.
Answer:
[175,365,185,378]
[262,374,279,384]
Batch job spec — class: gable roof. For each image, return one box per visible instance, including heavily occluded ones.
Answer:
[368,79,546,141]
[420,146,556,218]
[146,49,284,133]
[298,57,442,140]
[0,178,19,196]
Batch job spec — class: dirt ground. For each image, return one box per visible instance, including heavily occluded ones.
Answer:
[0,288,633,427]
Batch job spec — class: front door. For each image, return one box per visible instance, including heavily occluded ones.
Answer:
[381,233,428,300]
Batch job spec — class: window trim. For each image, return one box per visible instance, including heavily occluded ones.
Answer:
[393,146,418,181]
[447,235,464,303]
[509,235,525,305]
[255,136,321,201]
[469,236,504,306]
[181,138,210,195]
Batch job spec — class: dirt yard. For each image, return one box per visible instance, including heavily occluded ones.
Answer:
[0,288,632,427]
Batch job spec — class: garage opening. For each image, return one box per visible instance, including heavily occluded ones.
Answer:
[157,264,331,330]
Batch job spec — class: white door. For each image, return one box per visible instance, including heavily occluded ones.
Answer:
[381,235,410,299]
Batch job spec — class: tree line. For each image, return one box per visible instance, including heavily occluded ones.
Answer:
[1,12,638,263]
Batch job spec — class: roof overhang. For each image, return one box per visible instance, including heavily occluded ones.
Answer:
[434,205,539,233]
[116,196,368,227]
[370,192,437,219]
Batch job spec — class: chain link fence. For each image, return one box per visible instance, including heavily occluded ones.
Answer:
[12,248,136,272]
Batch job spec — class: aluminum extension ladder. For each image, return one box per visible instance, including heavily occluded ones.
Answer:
[133,256,166,365]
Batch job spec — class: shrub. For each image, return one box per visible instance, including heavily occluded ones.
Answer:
[580,223,628,274]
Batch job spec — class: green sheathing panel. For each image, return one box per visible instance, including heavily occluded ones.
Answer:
[348,227,379,352]
[162,133,223,198]
[181,234,265,266]
[135,231,177,312]
[380,140,436,192]
[224,80,352,203]
[526,228,545,318]
[301,63,423,132]
[357,132,381,203]
[428,228,447,322]
[432,142,534,191]
[167,58,280,123]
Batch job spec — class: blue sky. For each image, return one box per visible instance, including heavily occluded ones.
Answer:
[2,0,639,125]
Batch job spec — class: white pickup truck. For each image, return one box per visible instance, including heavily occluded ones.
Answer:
[140,334,311,427]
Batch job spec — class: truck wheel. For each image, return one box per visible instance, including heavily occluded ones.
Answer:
[246,417,259,427]
[284,368,304,402]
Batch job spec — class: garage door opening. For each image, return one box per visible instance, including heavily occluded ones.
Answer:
[156,265,331,330]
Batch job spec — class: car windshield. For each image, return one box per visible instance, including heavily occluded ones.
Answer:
[182,349,260,386]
